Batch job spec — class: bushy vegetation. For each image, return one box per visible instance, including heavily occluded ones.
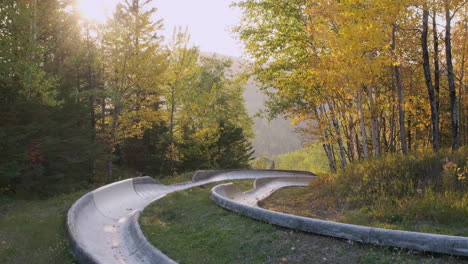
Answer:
[251,143,330,175]
[273,144,330,175]
[263,147,468,236]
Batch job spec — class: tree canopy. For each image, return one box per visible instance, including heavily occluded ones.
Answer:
[0,0,254,196]
[235,0,467,171]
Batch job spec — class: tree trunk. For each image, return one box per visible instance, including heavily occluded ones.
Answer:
[107,103,120,183]
[168,86,176,175]
[366,85,380,157]
[389,103,396,152]
[381,115,389,152]
[445,2,459,151]
[86,24,96,180]
[459,10,467,147]
[338,109,356,161]
[392,25,408,154]
[433,10,440,112]
[323,133,337,173]
[26,0,38,100]
[326,99,347,168]
[421,7,440,151]
[358,86,369,158]
[349,115,359,161]
[315,107,336,172]
[407,116,412,150]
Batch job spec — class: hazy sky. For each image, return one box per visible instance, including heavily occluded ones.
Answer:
[157,0,243,57]
[78,0,244,57]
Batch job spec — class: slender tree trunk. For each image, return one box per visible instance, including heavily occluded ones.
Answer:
[433,10,440,112]
[107,103,121,183]
[349,115,359,161]
[407,116,412,150]
[459,9,467,146]
[86,24,96,180]
[382,115,389,152]
[422,7,440,151]
[392,25,408,154]
[445,2,459,151]
[338,109,356,161]
[358,86,369,158]
[388,99,396,152]
[168,86,176,175]
[323,132,337,173]
[366,85,380,157]
[26,0,38,100]
[326,99,347,168]
[315,107,336,172]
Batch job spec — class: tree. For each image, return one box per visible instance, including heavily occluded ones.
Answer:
[421,4,440,151]
[178,55,254,170]
[444,0,462,151]
[162,27,199,174]
[100,0,167,182]
[234,0,466,172]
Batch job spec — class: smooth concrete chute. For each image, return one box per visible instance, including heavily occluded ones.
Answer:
[210,180,468,257]
[66,170,315,263]
[67,168,467,264]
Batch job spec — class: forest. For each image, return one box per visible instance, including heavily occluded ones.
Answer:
[0,0,467,263]
[0,0,254,196]
[236,0,466,172]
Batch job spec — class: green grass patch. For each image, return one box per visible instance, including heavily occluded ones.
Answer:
[0,190,90,264]
[140,180,465,263]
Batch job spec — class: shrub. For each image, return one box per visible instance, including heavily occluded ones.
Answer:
[313,147,467,225]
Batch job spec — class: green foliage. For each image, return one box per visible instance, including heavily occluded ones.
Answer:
[1,0,255,194]
[252,143,330,174]
[0,100,97,197]
[273,143,330,174]
[211,121,254,169]
[251,156,274,169]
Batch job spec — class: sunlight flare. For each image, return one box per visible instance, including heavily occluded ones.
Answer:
[76,0,117,23]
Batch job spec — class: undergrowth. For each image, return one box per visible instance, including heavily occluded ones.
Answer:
[263,147,468,236]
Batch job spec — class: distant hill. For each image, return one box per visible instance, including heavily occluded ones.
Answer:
[201,52,302,157]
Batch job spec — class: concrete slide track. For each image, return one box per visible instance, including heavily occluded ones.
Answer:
[210,181,468,257]
[67,169,468,264]
[66,169,315,263]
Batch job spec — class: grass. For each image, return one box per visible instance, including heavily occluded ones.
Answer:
[0,168,192,264]
[0,164,149,264]
[262,186,468,237]
[0,190,88,264]
[261,147,468,237]
[140,179,466,263]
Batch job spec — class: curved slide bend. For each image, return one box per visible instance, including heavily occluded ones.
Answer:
[66,169,315,264]
[211,181,468,257]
